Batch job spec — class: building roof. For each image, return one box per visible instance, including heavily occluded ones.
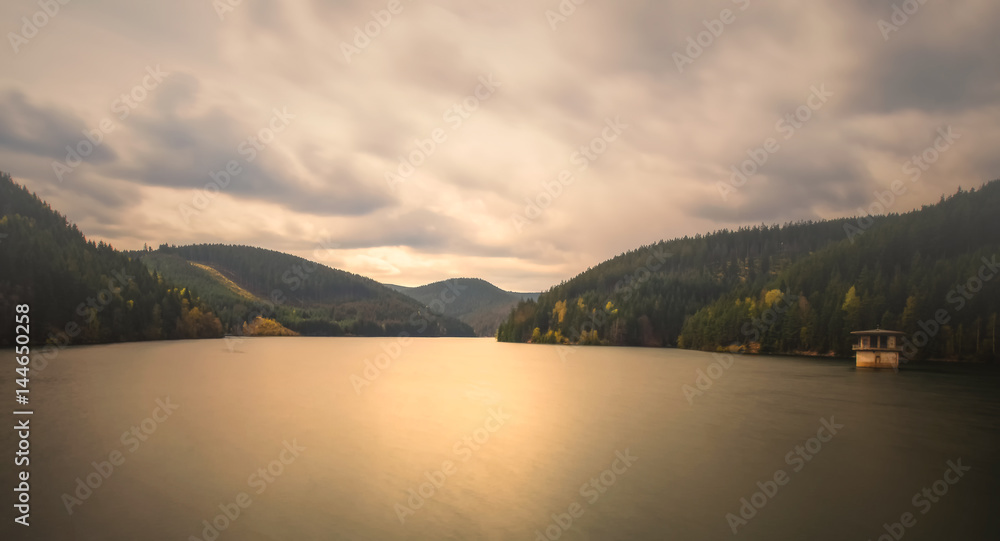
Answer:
[850,329,905,335]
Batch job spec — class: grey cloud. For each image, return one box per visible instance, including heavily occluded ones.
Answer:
[106,78,392,217]
[151,72,201,115]
[72,1,222,56]
[840,2,1000,115]
[391,34,490,95]
[0,90,117,164]
[847,45,1000,115]
[694,148,874,224]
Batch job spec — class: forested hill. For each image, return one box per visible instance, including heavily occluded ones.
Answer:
[140,244,475,337]
[498,181,1000,362]
[0,172,223,347]
[497,212,861,347]
[388,278,539,336]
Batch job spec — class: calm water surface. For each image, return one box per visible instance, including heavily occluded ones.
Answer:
[2,337,999,540]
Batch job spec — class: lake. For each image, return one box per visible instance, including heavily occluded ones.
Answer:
[3,337,998,540]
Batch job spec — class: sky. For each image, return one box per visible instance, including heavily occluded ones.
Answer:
[2,0,998,292]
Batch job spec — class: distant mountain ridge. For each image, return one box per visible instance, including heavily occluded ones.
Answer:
[140,244,475,337]
[388,278,539,336]
[0,168,476,342]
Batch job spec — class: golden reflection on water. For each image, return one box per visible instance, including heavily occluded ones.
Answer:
[5,337,998,540]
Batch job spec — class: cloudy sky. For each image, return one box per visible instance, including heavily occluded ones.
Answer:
[2,0,998,291]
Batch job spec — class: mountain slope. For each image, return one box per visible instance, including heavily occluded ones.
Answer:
[498,214,860,346]
[0,172,223,346]
[680,183,1000,359]
[498,181,1000,362]
[140,244,476,337]
[388,278,539,336]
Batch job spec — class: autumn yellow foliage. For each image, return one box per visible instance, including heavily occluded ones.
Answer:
[552,300,568,324]
[241,316,299,336]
